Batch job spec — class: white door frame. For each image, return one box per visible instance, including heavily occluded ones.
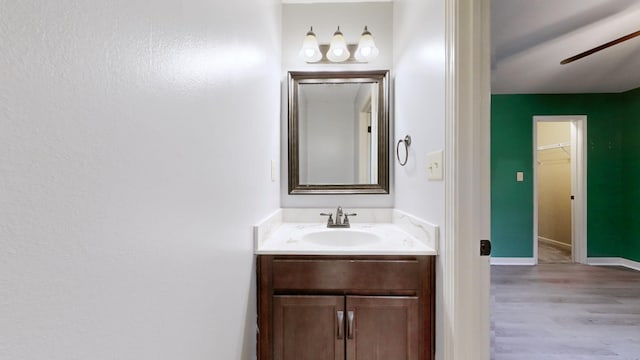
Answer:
[533,116,588,264]
[443,0,491,359]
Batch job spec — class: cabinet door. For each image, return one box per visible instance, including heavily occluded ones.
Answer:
[273,296,345,360]
[346,296,419,360]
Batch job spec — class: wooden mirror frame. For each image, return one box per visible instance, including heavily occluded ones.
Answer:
[288,70,390,195]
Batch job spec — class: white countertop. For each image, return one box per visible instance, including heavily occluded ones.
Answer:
[254,209,438,256]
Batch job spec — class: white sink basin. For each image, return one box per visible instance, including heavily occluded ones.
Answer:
[301,229,383,247]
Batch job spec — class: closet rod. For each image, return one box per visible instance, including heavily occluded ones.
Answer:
[537,159,570,165]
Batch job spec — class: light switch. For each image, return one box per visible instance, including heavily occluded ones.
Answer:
[516,171,524,182]
[426,150,444,181]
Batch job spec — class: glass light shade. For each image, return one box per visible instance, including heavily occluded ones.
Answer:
[299,27,322,63]
[327,27,350,62]
[355,26,379,62]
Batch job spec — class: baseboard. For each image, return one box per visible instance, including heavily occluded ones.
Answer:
[587,257,640,271]
[491,257,640,270]
[538,236,571,250]
[491,257,536,266]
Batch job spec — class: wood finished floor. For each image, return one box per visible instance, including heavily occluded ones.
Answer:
[539,241,573,264]
[491,264,640,360]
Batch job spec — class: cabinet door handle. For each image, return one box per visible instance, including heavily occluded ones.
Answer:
[337,311,344,339]
[347,311,354,339]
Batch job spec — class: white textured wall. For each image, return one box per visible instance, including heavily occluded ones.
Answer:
[0,1,281,359]
[394,0,445,224]
[393,0,446,358]
[281,2,394,207]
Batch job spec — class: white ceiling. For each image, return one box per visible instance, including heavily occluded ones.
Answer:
[492,0,640,94]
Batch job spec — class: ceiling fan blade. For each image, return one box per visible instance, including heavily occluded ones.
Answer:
[560,30,640,65]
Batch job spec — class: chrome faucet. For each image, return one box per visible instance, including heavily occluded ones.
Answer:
[320,206,357,228]
[335,206,344,225]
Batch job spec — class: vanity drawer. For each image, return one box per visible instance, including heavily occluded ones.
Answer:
[270,256,421,291]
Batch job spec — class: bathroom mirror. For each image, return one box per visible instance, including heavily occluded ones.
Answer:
[288,70,389,194]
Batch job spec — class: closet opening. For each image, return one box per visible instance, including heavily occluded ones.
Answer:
[533,116,587,264]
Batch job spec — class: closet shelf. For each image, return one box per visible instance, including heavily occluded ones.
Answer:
[537,142,570,157]
[537,142,570,151]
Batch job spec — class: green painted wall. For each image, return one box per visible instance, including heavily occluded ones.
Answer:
[621,88,640,262]
[491,90,640,261]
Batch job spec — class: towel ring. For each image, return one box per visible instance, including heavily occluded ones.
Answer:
[396,135,411,166]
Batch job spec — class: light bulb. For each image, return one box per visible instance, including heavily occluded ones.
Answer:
[327,26,350,62]
[355,26,379,62]
[299,26,322,63]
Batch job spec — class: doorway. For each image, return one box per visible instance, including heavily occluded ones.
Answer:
[533,116,587,264]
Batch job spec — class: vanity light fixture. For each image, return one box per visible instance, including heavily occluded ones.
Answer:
[299,26,322,63]
[327,26,350,62]
[354,26,379,62]
[298,25,379,63]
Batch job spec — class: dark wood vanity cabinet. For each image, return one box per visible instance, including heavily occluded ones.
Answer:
[257,255,435,360]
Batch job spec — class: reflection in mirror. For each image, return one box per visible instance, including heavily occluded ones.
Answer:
[288,71,389,194]
[298,82,378,185]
